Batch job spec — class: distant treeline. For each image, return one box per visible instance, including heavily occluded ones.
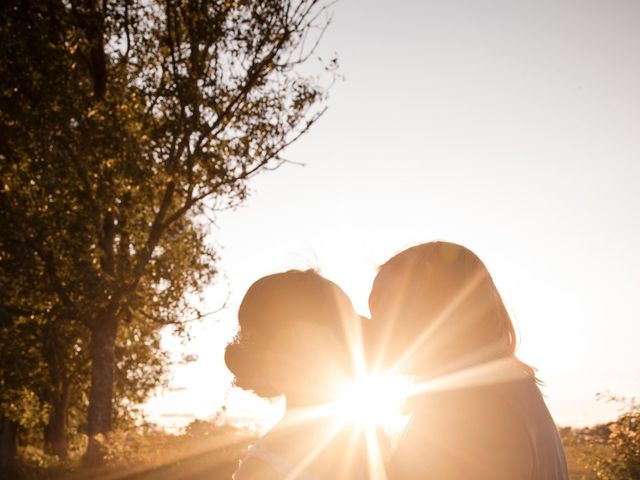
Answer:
[559,397,639,480]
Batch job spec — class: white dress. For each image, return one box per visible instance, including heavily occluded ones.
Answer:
[232,444,321,480]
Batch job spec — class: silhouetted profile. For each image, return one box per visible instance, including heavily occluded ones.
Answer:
[225,270,380,479]
[369,241,568,479]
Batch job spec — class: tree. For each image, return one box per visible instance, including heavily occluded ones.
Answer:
[585,396,640,480]
[1,0,334,464]
[0,198,66,464]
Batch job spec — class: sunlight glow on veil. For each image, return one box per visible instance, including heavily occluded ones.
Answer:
[382,267,488,377]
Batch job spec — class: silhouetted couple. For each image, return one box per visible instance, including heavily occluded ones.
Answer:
[225,241,569,479]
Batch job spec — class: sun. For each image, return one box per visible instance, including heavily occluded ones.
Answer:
[334,373,410,433]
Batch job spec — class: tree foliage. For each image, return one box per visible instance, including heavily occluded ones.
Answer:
[1,0,334,466]
[585,396,640,480]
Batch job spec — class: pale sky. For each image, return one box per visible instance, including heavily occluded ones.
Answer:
[145,0,640,429]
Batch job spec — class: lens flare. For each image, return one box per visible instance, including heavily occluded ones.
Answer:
[334,373,410,431]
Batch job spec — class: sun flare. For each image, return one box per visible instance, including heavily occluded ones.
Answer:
[334,373,410,433]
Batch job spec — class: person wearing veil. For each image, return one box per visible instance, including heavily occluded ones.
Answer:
[369,242,568,479]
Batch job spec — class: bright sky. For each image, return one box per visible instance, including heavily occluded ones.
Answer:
[145,0,640,429]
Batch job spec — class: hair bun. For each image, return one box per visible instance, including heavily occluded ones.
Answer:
[225,338,283,397]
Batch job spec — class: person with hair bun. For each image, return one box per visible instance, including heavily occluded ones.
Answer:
[226,270,376,480]
[369,241,568,480]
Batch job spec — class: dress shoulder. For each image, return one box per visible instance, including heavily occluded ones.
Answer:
[232,455,279,480]
[232,444,321,480]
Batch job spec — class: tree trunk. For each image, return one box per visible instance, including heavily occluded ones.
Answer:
[43,322,70,460]
[84,318,118,464]
[44,387,69,460]
[0,416,18,478]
